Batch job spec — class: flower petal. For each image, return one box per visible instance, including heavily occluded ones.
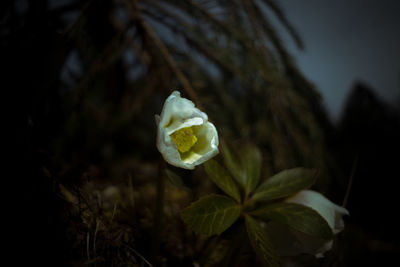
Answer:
[156,91,219,169]
[276,190,349,257]
[166,117,204,135]
[287,190,349,234]
[185,122,219,165]
[159,91,207,130]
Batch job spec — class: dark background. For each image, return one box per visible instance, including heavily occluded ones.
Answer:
[6,0,400,266]
[281,0,400,121]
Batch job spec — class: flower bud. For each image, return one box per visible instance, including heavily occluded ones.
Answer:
[156,91,219,169]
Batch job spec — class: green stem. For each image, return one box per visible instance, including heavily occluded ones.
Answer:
[151,161,166,264]
[241,197,257,214]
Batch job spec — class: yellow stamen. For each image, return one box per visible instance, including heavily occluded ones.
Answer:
[170,127,198,153]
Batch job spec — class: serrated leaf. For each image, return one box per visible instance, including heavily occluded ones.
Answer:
[181,194,240,236]
[220,140,245,187]
[252,168,316,202]
[204,160,241,203]
[245,215,281,267]
[221,140,263,194]
[250,202,333,240]
[242,144,262,194]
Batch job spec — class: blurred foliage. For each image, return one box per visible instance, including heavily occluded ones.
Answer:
[6,0,350,266]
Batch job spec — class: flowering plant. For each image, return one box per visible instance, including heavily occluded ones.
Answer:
[156,92,348,266]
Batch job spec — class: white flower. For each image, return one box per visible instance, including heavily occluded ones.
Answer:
[267,190,349,258]
[156,91,219,169]
[288,190,349,235]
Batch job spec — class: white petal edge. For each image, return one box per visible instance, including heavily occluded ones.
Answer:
[159,91,207,132]
[185,121,219,166]
[156,91,219,169]
[286,190,349,234]
[156,119,195,170]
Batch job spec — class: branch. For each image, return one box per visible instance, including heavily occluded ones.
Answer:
[125,0,203,109]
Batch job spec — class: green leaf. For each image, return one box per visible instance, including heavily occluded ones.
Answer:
[181,194,241,236]
[221,140,263,194]
[164,169,186,190]
[242,144,262,194]
[204,160,241,203]
[250,202,333,240]
[220,140,245,187]
[245,215,281,267]
[252,168,317,202]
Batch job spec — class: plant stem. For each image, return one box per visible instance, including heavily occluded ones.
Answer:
[151,160,166,264]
